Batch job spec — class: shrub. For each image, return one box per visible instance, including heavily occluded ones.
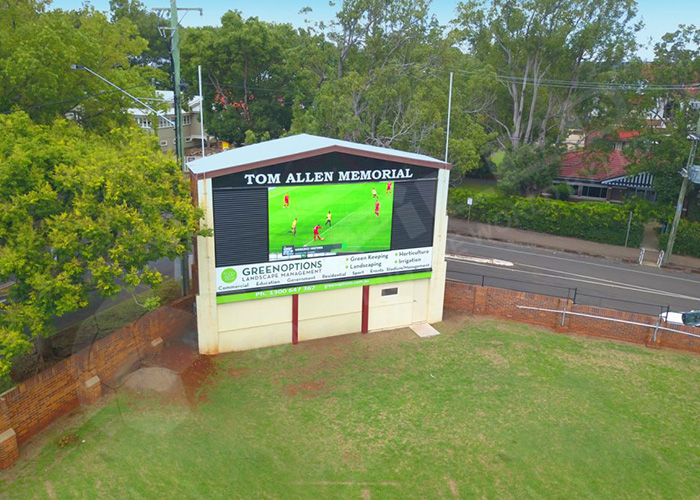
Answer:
[658,219,700,258]
[449,189,645,247]
[548,183,574,201]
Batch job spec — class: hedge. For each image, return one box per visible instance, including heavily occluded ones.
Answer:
[449,189,645,247]
[658,219,700,258]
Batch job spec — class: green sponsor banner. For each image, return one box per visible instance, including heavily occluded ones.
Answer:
[216,271,432,304]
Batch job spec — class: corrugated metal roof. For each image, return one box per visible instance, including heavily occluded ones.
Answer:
[187,134,448,176]
[601,172,655,189]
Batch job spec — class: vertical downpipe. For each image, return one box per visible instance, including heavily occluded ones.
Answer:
[361,285,370,333]
[292,294,299,345]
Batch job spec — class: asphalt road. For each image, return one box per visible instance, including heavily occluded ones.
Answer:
[446,235,700,316]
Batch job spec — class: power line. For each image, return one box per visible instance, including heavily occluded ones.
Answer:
[451,68,700,92]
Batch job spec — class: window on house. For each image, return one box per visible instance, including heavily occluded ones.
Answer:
[135,117,151,129]
[183,115,192,126]
[159,117,173,128]
[581,186,607,198]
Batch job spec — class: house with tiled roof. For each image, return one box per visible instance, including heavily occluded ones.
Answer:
[555,131,656,202]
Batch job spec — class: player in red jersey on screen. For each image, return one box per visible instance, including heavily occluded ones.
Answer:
[386,181,392,194]
[375,200,380,217]
[313,224,324,241]
[283,193,290,208]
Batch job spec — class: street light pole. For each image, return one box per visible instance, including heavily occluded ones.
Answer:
[663,115,700,265]
[69,65,174,126]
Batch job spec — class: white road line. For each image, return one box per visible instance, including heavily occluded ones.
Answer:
[448,260,700,301]
[449,253,666,295]
[447,236,700,284]
[514,261,686,296]
[446,254,514,267]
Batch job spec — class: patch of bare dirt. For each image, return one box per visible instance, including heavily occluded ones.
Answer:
[475,346,510,369]
[153,342,199,374]
[283,380,327,399]
[123,367,181,393]
[447,478,459,498]
[45,481,57,499]
[180,355,217,407]
[143,340,218,408]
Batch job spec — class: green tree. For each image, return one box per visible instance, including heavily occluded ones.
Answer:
[181,11,306,145]
[0,1,158,131]
[611,25,700,208]
[495,144,561,196]
[109,0,171,69]
[0,112,205,379]
[454,0,640,148]
[290,0,493,175]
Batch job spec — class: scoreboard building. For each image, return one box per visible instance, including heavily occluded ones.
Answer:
[188,134,450,354]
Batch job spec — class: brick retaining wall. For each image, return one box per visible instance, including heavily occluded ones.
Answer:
[445,281,700,354]
[0,296,195,468]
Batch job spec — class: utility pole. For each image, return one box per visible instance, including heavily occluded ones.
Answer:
[663,114,700,265]
[153,2,201,172]
[170,0,185,172]
[154,2,202,296]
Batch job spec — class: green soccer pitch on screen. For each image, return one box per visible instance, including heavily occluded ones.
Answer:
[268,181,395,260]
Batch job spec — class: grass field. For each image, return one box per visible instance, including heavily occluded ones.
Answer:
[456,179,501,196]
[268,182,394,257]
[2,315,700,499]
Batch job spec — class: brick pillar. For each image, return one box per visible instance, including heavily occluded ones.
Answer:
[76,373,102,406]
[473,286,489,315]
[0,399,18,469]
[0,428,19,469]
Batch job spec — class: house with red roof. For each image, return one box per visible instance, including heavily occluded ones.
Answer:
[555,131,656,202]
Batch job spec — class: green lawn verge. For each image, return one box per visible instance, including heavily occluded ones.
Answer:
[2,316,699,499]
[489,150,505,166]
[457,179,500,196]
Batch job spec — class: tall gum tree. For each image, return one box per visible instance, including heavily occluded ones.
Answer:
[453,0,640,148]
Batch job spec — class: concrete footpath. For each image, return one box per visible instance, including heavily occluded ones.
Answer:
[448,218,700,272]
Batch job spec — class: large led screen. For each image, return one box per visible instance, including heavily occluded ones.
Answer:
[268,181,395,261]
[211,152,439,300]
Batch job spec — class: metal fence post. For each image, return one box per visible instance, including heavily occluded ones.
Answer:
[561,301,568,326]
[653,317,661,342]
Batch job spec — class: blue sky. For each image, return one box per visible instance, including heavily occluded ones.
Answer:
[51,0,699,60]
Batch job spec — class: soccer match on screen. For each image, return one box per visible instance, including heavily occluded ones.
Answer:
[268,181,395,260]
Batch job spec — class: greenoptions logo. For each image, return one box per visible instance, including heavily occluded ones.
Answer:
[221,268,238,283]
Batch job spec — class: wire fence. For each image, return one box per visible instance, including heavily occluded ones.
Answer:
[447,269,670,317]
